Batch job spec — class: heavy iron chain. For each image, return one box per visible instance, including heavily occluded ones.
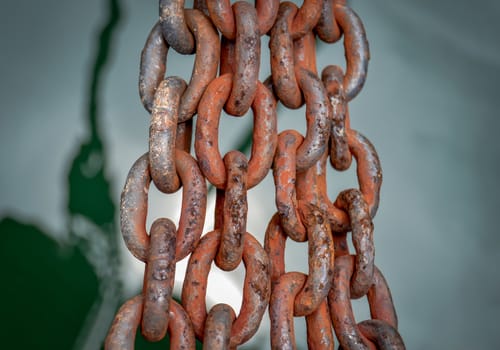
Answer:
[105,0,406,349]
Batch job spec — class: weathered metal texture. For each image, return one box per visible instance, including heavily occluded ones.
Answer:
[141,218,176,341]
[225,2,261,116]
[216,151,248,271]
[105,296,196,350]
[294,203,334,316]
[206,0,279,39]
[140,10,220,118]
[109,1,405,348]
[203,304,236,350]
[273,130,307,242]
[305,300,334,350]
[334,3,370,101]
[179,9,221,122]
[120,150,206,262]
[328,256,374,350]
[315,0,346,43]
[149,77,187,194]
[290,0,322,39]
[335,189,374,299]
[159,0,195,54]
[295,68,331,172]
[269,272,306,350]
[270,2,302,109]
[322,64,352,171]
[357,320,405,350]
[327,129,382,232]
[196,74,277,189]
[181,230,271,348]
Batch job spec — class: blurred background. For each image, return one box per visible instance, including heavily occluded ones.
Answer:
[1,0,499,348]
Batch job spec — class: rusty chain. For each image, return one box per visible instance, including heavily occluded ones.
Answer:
[106,0,405,349]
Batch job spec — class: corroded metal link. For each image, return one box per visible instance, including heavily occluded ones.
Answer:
[175,119,193,153]
[327,129,382,232]
[220,37,236,76]
[270,2,302,109]
[139,11,220,118]
[139,22,167,113]
[306,300,335,350]
[105,296,196,350]
[335,189,375,299]
[290,0,322,39]
[269,272,306,350]
[296,147,329,212]
[315,0,346,43]
[334,4,370,101]
[322,65,352,171]
[196,74,277,189]
[295,68,331,172]
[120,150,207,262]
[179,8,221,122]
[203,304,237,350]
[328,255,374,350]
[368,266,398,329]
[294,31,318,75]
[149,77,187,194]
[273,130,307,242]
[206,0,279,39]
[159,0,195,54]
[357,320,406,350]
[216,151,248,271]
[264,213,287,286]
[193,0,209,17]
[181,230,271,347]
[224,2,260,116]
[141,218,176,342]
[294,203,334,316]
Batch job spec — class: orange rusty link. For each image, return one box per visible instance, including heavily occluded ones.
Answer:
[269,272,306,350]
[368,266,399,329]
[295,68,331,172]
[264,206,334,318]
[334,3,370,101]
[264,213,287,286]
[203,304,237,350]
[149,77,187,194]
[120,150,207,262]
[335,189,375,299]
[315,0,346,43]
[196,74,277,189]
[305,299,335,350]
[224,2,260,116]
[357,320,406,350]
[141,218,176,342]
[328,255,375,350]
[179,8,221,122]
[159,0,195,54]
[294,203,334,316]
[270,2,302,109]
[294,30,318,75]
[219,37,235,76]
[216,151,248,271]
[105,296,196,350]
[175,119,193,153]
[139,10,220,118]
[206,0,279,39]
[290,0,322,39]
[273,130,307,242]
[181,230,271,347]
[326,129,382,232]
[322,65,352,171]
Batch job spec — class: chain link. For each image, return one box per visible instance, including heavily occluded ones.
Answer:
[106,0,406,348]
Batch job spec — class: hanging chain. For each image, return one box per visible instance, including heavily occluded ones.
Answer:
[105,0,405,349]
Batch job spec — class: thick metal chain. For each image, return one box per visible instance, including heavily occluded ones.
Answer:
[105,1,405,349]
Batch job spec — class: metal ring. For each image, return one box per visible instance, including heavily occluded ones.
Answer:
[195,74,277,189]
[181,230,271,347]
[120,150,207,262]
[159,0,195,54]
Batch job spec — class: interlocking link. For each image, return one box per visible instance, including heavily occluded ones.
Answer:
[107,1,406,348]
